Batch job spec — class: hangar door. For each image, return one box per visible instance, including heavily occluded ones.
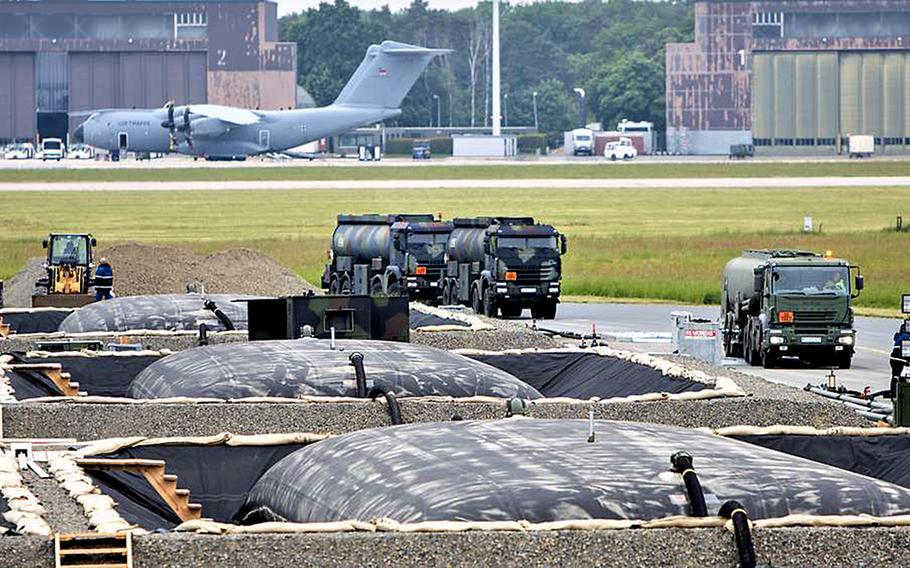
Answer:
[0,53,36,142]
[752,51,910,152]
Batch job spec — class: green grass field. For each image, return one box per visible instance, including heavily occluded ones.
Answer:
[1,185,907,310]
[1,160,910,183]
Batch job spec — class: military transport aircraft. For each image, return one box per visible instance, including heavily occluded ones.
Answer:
[73,41,447,160]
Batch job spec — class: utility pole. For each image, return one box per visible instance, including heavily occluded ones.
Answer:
[532,91,539,131]
[491,0,501,136]
[433,94,440,128]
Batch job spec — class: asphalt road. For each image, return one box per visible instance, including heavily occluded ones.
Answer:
[544,302,901,393]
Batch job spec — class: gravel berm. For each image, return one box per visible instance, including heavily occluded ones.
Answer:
[2,243,318,307]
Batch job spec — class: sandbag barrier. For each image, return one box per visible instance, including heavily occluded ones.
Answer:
[409,303,495,332]
[0,450,52,536]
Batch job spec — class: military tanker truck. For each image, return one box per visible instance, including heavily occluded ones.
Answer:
[321,213,453,303]
[721,249,864,369]
[440,217,566,319]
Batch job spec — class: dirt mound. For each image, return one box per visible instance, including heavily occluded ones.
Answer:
[100,243,319,297]
[2,243,318,307]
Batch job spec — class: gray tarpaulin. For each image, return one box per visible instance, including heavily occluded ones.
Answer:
[0,309,73,334]
[58,294,255,333]
[466,351,707,399]
[237,419,910,524]
[128,339,542,400]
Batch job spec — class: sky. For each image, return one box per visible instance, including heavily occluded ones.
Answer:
[276,0,544,16]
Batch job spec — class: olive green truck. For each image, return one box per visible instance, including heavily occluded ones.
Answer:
[721,249,864,369]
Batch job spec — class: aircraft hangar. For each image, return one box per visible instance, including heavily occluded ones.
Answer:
[665,0,910,155]
[0,0,296,143]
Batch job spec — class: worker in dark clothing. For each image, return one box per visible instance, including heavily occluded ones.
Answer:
[94,258,114,301]
[890,320,910,396]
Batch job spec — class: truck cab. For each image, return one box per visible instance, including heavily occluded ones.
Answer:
[390,220,451,301]
[723,250,863,368]
[570,128,594,156]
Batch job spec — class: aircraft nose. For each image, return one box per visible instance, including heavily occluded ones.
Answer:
[73,123,84,143]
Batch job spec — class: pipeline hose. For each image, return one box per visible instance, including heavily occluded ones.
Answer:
[349,352,368,398]
[670,451,708,517]
[719,500,757,568]
[203,299,235,331]
[369,387,403,425]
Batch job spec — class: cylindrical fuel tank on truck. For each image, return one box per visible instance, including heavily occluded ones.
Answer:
[332,222,390,262]
[723,255,764,307]
[447,218,491,262]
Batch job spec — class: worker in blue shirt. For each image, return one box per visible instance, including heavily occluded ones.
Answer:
[94,258,114,301]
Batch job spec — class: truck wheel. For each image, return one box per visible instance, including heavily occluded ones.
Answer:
[761,349,777,369]
[471,286,482,314]
[500,304,522,318]
[370,280,383,296]
[610,154,617,161]
[340,278,351,295]
[838,354,853,370]
[482,287,498,318]
[387,280,403,296]
[329,278,340,295]
[532,301,557,320]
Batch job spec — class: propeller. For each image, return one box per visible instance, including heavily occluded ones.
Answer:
[161,101,177,149]
[182,106,193,148]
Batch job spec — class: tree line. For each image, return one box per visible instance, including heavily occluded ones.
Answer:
[280,0,693,146]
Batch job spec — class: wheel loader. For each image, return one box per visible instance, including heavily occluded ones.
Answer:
[32,233,98,308]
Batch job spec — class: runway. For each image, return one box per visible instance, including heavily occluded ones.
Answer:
[2,176,910,191]
[549,302,900,393]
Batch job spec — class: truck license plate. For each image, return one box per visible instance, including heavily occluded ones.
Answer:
[800,337,823,344]
[520,287,537,294]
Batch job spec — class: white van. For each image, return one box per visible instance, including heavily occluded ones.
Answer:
[39,138,66,161]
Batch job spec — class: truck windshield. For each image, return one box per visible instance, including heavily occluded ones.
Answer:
[408,233,448,259]
[44,140,61,150]
[50,236,88,265]
[575,135,591,142]
[498,236,557,249]
[772,267,850,295]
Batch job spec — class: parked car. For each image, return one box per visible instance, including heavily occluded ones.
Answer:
[5,143,35,160]
[729,144,754,159]
[603,138,637,161]
[412,140,432,160]
[68,143,95,160]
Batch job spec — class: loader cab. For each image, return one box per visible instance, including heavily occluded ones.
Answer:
[45,233,95,268]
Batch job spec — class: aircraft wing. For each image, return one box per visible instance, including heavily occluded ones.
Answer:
[189,105,261,126]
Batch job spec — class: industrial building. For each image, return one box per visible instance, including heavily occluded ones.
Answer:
[666,0,910,155]
[0,0,296,143]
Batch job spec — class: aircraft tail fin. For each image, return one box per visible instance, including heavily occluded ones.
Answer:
[333,41,449,109]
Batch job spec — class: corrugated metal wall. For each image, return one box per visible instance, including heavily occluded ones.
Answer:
[69,52,207,113]
[755,50,910,147]
[0,53,36,141]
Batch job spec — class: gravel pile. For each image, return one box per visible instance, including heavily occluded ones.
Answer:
[1,243,319,308]
[99,243,319,297]
[412,311,571,351]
